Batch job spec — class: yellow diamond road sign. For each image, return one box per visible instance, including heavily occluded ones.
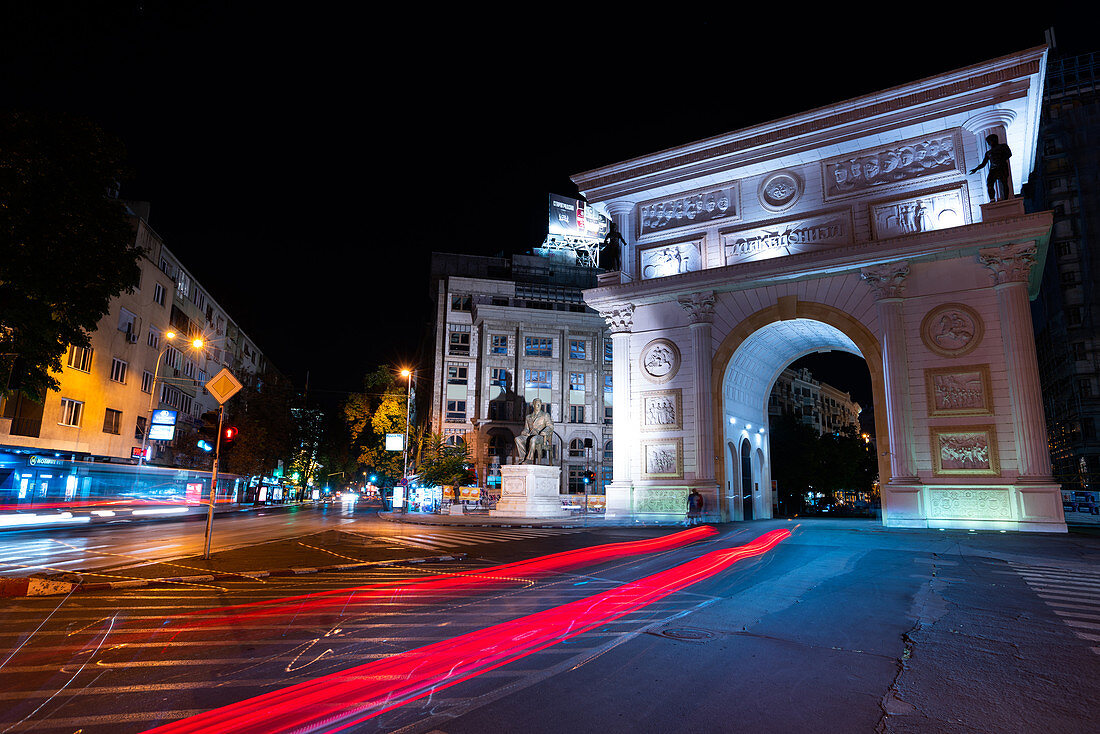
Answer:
[206,367,243,405]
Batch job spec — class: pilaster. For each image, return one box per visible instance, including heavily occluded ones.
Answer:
[679,292,718,488]
[601,303,635,517]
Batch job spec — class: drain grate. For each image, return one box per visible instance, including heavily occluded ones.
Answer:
[649,627,718,643]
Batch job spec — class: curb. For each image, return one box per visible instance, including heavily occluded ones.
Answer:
[0,553,467,598]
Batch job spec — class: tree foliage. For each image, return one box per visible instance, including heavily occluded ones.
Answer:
[416,433,475,500]
[344,366,407,482]
[1,112,142,400]
[219,373,295,477]
[769,413,877,514]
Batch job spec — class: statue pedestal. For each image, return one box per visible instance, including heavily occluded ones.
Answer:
[490,464,567,519]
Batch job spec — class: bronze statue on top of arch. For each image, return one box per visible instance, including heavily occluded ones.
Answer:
[969,133,1013,202]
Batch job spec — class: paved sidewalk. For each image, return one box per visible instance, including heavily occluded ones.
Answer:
[377,509,686,528]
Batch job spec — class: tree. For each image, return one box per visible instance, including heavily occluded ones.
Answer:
[417,433,475,501]
[344,366,408,483]
[769,414,878,515]
[219,372,295,478]
[1,112,142,400]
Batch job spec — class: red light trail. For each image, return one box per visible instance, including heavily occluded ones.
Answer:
[144,528,790,734]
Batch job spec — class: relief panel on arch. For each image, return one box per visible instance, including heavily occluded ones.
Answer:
[636,183,740,237]
[640,389,682,432]
[638,240,703,280]
[822,130,963,201]
[869,186,969,240]
[722,209,853,266]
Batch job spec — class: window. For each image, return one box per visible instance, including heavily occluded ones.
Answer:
[59,398,83,427]
[450,294,472,311]
[1068,306,1084,326]
[449,328,470,355]
[491,335,508,355]
[164,346,182,370]
[570,405,585,423]
[1073,343,1088,361]
[148,328,161,349]
[135,415,146,440]
[524,369,551,390]
[604,341,613,363]
[118,308,138,336]
[446,399,467,421]
[604,440,613,461]
[109,358,128,384]
[525,337,552,357]
[103,408,122,434]
[569,372,585,390]
[1080,380,1093,399]
[67,345,92,372]
[183,359,195,378]
[153,282,166,306]
[601,466,613,487]
[570,340,587,360]
[569,438,586,457]
[141,370,154,394]
[490,368,508,387]
[447,363,468,384]
[604,405,613,423]
[568,466,586,494]
[488,401,511,420]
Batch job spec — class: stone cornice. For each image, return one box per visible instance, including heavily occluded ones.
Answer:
[584,211,1053,310]
[573,47,1045,201]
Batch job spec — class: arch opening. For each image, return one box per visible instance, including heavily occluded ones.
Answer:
[719,316,881,522]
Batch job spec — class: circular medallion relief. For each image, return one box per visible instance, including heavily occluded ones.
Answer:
[639,338,681,384]
[758,171,803,211]
[920,303,984,357]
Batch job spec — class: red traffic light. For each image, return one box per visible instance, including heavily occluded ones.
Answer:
[223,426,239,443]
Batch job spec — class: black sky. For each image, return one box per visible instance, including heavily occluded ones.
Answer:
[2,4,1089,404]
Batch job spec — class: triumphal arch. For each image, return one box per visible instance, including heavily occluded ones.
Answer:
[581,46,1066,532]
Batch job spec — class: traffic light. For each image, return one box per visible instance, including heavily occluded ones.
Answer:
[198,410,219,451]
[223,425,239,444]
[583,470,595,485]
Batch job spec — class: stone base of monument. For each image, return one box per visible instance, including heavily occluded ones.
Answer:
[490,464,568,518]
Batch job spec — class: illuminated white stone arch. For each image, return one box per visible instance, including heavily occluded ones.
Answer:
[720,318,864,520]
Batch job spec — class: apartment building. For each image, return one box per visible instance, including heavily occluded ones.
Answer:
[768,367,862,436]
[1,202,270,470]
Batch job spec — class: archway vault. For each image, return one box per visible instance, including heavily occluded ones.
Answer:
[710,300,889,520]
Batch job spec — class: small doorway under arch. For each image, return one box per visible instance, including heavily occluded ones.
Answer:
[741,438,753,521]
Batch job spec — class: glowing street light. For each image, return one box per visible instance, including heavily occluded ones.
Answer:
[400,367,414,512]
[137,331,206,467]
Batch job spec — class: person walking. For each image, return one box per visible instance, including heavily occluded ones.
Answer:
[686,488,704,526]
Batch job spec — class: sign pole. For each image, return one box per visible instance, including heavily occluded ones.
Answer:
[202,404,223,560]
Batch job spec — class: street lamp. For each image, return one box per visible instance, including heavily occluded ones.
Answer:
[400,368,414,512]
[138,331,206,467]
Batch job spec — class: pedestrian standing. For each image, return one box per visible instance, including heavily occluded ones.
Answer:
[686,488,704,526]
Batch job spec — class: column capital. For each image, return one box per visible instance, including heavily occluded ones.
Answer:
[860,262,910,299]
[602,199,636,218]
[600,303,635,333]
[962,109,1017,135]
[678,291,717,324]
[979,242,1037,285]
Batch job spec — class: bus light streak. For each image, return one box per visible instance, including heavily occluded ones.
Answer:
[146,528,790,734]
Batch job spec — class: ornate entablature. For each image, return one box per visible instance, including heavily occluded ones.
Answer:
[723,210,852,266]
[822,130,964,201]
[636,183,740,237]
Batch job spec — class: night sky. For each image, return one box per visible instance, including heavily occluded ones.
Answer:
[2,4,1089,408]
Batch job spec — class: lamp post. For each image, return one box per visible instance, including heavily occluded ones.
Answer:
[400,368,414,513]
[138,332,205,467]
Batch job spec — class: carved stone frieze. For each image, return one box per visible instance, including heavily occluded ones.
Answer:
[930,425,1000,476]
[641,389,683,432]
[640,437,684,479]
[723,210,852,266]
[823,131,963,200]
[637,184,740,236]
[639,240,702,280]
[639,338,681,384]
[927,488,1011,519]
[634,488,689,514]
[870,187,968,239]
[758,171,803,211]
[978,243,1038,285]
[925,364,994,416]
[920,303,984,357]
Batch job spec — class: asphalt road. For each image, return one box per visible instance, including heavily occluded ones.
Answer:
[1,518,1098,733]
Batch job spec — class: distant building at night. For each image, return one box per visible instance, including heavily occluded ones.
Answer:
[427,250,613,500]
[769,367,862,436]
[1028,49,1100,513]
[0,202,273,475]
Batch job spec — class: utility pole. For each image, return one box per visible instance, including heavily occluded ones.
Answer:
[202,404,224,560]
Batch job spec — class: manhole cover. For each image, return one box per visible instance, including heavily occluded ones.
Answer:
[650,627,717,643]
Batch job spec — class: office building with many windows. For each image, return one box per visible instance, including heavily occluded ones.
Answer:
[428,251,613,500]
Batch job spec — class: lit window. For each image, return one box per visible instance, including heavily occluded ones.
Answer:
[491,335,508,355]
[59,398,83,427]
[524,369,551,390]
[447,363,468,384]
[66,345,92,372]
[570,372,586,390]
[570,340,587,360]
[110,358,128,384]
[490,368,508,387]
[604,341,613,363]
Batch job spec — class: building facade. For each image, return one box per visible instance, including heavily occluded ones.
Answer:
[1,203,271,475]
[581,46,1065,531]
[428,252,613,499]
[1028,50,1100,516]
[769,367,861,436]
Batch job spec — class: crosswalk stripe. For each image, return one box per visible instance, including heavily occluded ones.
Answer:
[1016,564,1100,655]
